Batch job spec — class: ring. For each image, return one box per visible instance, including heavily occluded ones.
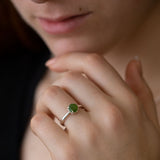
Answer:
[61,103,82,125]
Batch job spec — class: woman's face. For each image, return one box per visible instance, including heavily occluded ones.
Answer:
[10,0,156,56]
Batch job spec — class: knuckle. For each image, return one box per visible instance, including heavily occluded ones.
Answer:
[83,124,98,145]
[36,86,62,112]
[30,112,46,133]
[104,107,125,131]
[85,53,103,66]
[43,85,61,101]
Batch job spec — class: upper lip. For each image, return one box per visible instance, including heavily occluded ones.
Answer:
[38,11,92,22]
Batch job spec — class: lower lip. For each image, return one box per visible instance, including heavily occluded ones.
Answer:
[38,12,92,35]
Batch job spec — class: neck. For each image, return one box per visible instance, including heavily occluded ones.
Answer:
[104,3,160,102]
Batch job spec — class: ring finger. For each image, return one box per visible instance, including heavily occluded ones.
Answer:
[37,85,91,136]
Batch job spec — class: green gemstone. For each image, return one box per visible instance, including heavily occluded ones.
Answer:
[68,104,78,113]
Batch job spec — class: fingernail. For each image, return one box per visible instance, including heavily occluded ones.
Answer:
[45,58,56,66]
[133,56,142,76]
[133,56,140,61]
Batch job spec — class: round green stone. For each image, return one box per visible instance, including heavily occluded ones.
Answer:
[68,104,78,113]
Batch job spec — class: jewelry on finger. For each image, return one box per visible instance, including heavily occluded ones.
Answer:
[61,104,82,125]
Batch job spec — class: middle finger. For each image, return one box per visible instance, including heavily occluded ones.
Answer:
[53,71,123,120]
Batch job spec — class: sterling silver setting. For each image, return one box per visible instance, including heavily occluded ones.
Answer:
[61,104,82,125]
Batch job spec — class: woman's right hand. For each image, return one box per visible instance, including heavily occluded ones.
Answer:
[30,53,160,160]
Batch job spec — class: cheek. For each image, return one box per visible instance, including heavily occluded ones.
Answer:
[10,0,24,11]
[11,0,34,24]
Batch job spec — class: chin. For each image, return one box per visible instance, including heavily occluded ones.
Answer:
[45,36,108,57]
[49,43,98,57]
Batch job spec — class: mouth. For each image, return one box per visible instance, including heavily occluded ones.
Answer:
[38,12,93,35]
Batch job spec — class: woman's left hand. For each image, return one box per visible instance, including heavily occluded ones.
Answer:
[31,53,160,160]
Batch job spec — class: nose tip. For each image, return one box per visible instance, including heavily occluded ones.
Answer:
[31,0,47,3]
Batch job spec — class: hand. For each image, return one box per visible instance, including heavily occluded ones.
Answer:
[31,53,160,160]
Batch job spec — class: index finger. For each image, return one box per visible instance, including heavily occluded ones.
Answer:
[46,53,132,101]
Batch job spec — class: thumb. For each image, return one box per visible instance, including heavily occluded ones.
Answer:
[125,57,159,126]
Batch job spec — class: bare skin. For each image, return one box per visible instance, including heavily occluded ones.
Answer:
[9,0,160,159]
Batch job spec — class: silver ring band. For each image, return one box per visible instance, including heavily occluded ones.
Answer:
[62,111,71,121]
[61,104,82,125]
